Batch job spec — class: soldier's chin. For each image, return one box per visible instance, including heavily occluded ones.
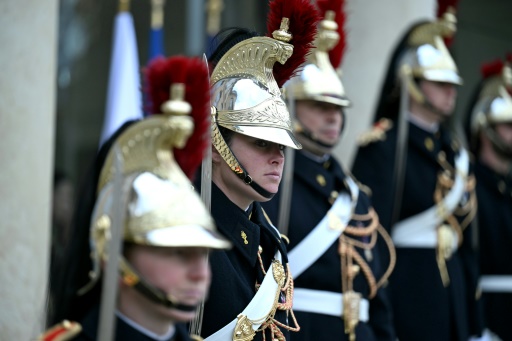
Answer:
[166,306,198,323]
[318,131,341,146]
[297,133,337,155]
[255,190,277,203]
[435,104,455,118]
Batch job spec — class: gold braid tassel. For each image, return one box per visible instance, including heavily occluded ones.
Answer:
[339,241,362,341]
[435,170,455,287]
[343,291,362,341]
[433,152,477,287]
[336,204,396,341]
[436,224,454,287]
[253,252,300,341]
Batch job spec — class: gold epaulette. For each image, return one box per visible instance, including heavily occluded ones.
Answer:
[38,320,82,341]
[357,118,393,147]
[190,334,205,341]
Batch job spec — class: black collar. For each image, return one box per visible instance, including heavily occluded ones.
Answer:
[408,122,459,162]
[294,151,349,197]
[211,184,261,266]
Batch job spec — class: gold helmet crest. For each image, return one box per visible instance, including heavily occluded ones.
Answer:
[82,57,231,296]
[471,58,512,131]
[207,0,320,198]
[285,0,350,108]
[469,57,512,153]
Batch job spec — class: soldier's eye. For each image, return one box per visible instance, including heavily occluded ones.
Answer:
[255,139,269,148]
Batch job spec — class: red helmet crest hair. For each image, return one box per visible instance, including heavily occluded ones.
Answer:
[317,0,346,69]
[481,59,505,79]
[266,0,321,87]
[144,56,210,180]
[436,0,459,19]
[436,0,459,47]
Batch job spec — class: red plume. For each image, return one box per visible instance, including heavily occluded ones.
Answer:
[436,0,459,18]
[266,0,321,87]
[317,0,346,69]
[436,0,459,47]
[144,56,210,180]
[481,59,504,79]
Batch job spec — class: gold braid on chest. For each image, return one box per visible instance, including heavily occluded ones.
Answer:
[336,205,397,341]
[434,150,477,287]
[244,247,300,341]
[338,207,396,297]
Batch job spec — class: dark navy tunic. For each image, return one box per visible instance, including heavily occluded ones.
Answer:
[200,183,293,340]
[352,121,484,341]
[475,160,512,340]
[262,151,395,341]
[75,304,192,341]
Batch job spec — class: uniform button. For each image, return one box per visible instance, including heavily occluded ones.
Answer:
[437,151,446,162]
[328,190,338,204]
[424,137,434,151]
[498,181,506,194]
[316,174,326,187]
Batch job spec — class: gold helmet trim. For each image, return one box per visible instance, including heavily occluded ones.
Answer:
[81,83,231,294]
[285,10,350,108]
[404,9,463,87]
[210,24,301,150]
[471,62,512,135]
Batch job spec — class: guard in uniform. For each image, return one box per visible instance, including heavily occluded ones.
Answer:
[466,56,512,340]
[351,6,486,341]
[195,1,320,340]
[262,1,396,340]
[45,56,231,341]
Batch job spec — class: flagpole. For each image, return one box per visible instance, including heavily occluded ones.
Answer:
[206,0,223,38]
[149,0,165,60]
[119,0,130,12]
[97,145,125,341]
[185,0,204,56]
[99,0,142,147]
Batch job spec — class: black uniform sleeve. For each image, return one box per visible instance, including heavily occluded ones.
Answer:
[351,142,396,232]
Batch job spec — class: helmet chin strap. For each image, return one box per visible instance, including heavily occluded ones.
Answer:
[485,126,512,160]
[211,122,275,199]
[294,114,344,156]
[407,76,451,118]
[119,258,198,312]
[234,164,275,199]
[421,98,451,118]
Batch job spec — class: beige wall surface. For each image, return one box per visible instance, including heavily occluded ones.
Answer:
[334,0,435,167]
[0,0,58,339]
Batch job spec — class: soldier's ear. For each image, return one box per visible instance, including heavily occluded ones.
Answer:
[211,145,222,164]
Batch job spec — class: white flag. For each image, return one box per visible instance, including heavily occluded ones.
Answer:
[99,11,142,147]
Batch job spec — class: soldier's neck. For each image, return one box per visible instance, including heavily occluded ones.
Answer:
[408,105,441,133]
[116,308,175,339]
[301,149,330,163]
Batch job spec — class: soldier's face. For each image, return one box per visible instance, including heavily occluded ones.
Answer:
[296,100,343,145]
[420,80,457,116]
[212,133,284,207]
[120,245,210,323]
